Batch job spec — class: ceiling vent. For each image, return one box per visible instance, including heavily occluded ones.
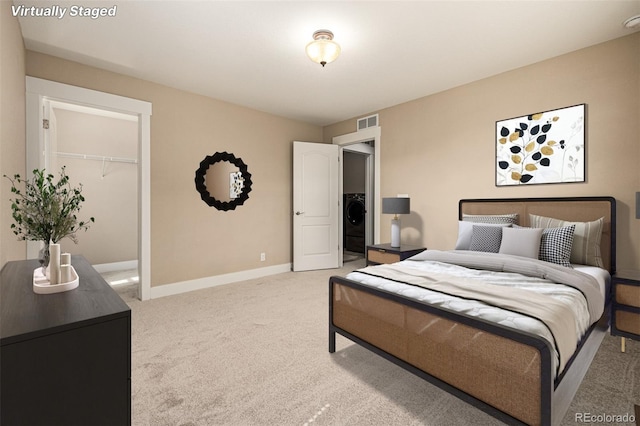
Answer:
[357,114,378,131]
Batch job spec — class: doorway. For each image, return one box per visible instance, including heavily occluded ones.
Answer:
[26,77,152,300]
[48,101,139,290]
[292,127,380,271]
[333,126,381,265]
[342,145,373,262]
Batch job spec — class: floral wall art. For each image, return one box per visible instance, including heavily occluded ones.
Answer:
[496,104,585,186]
[230,171,244,199]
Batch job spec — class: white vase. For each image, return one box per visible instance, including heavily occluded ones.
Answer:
[49,243,61,285]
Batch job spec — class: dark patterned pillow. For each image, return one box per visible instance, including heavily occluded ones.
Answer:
[469,225,503,253]
[455,221,510,250]
[539,225,576,267]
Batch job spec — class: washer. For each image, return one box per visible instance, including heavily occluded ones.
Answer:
[344,193,366,253]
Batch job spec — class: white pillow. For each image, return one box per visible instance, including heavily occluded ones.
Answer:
[499,227,543,259]
[455,221,511,250]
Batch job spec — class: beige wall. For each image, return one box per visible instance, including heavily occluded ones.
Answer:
[52,108,138,265]
[0,4,27,266]
[5,12,639,280]
[26,51,323,286]
[325,33,640,271]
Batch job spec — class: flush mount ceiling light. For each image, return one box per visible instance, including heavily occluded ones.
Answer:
[623,14,640,29]
[305,30,341,67]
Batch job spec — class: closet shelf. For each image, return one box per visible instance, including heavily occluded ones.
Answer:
[54,151,138,164]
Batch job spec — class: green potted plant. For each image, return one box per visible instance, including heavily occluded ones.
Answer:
[5,167,94,268]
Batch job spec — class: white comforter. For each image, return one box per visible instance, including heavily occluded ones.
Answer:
[346,250,606,376]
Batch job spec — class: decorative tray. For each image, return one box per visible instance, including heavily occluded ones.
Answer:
[33,265,79,294]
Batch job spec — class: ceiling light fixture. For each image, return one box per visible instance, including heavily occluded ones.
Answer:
[305,30,341,67]
[623,14,640,29]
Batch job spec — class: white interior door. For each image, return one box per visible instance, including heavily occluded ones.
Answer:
[293,141,340,271]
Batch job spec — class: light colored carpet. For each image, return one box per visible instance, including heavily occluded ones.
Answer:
[343,251,365,263]
[116,261,639,425]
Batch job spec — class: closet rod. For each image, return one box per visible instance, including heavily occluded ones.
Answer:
[54,151,138,164]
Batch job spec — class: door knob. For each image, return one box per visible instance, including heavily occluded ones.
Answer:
[295,211,304,215]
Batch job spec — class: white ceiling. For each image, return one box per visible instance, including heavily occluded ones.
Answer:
[16,1,640,126]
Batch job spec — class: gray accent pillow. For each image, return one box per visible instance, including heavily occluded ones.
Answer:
[469,225,504,253]
[499,227,543,259]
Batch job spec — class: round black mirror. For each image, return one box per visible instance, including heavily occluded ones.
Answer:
[194,152,252,211]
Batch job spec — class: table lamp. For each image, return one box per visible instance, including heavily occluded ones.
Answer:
[382,197,410,247]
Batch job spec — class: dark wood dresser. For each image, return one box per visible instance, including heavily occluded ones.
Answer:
[1,255,131,425]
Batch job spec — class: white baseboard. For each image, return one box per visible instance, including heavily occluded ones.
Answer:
[149,263,292,299]
[93,260,139,273]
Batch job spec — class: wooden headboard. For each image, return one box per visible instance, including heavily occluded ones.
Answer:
[459,197,616,273]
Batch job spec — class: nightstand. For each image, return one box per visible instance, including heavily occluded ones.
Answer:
[366,243,426,266]
[611,270,640,352]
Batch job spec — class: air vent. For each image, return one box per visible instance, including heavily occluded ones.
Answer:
[357,114,378,131]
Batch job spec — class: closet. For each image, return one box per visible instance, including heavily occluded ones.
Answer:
[49,102,139,272]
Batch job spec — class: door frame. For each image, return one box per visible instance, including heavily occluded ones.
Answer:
[26,77,152,300]
[333,126,381,246]
[342,144,374,255]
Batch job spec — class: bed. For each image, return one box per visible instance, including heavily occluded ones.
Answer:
[329,197,616,426]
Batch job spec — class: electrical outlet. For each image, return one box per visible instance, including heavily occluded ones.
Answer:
[260,253,266,262]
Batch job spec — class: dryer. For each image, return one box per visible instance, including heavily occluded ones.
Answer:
[344,193,366,253]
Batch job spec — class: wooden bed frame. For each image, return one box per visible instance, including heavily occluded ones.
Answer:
[329,197,616,426]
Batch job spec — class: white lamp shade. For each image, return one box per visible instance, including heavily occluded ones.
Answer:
[306,39,341,66]
[306,30,341,66]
